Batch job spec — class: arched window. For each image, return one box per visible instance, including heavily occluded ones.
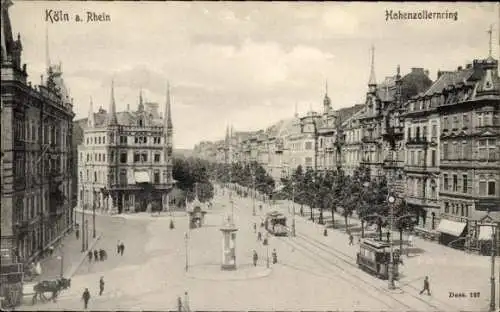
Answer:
[138,118,144,127]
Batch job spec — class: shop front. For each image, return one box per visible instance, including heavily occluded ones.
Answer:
[437,218,467,249]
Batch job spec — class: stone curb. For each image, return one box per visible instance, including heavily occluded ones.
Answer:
[185,264,272,282]
[64,233,102,279]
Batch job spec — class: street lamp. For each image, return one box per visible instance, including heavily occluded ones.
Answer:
[387,194,396,290]
[488,223,497,312]
[56,243,64,278]
[84,220,89,250]
[291,183,296,237]
[252,174,256,216]
[184,232,189,272]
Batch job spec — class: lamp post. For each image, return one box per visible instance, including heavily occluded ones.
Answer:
[387,195,396,290]
[291,183,296,237]
[252,174,256,216]
[489,224,497,312]
[57,243,64,278]
[92,190,96,239]
[84,220,89,250]
[184,232,189,272]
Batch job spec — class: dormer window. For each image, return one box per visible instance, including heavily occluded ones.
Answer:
[138,118,144,127]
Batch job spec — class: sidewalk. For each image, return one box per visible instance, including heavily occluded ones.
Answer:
[75,208,187,219]
[33,232,102,281]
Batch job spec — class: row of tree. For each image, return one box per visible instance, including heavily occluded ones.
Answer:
[280,165,417,246]
[172,157,214,204]
[211,161,276,197]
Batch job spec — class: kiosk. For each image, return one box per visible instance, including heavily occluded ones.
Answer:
[220,216,238,271]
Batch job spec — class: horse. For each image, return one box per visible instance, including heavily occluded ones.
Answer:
[31,278,71,304]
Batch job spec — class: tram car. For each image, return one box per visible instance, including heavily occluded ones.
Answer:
[264,211,288,236]
[356,239,399,280]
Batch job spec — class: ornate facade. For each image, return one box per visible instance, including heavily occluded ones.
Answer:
[77,86,174,214]
[1,0,75,264]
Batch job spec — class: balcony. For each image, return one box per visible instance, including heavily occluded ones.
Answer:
[406,137,430,146]
[361,136,378,144]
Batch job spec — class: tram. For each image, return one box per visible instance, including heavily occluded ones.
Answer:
[356,239,399,280]
[264,211,288,236]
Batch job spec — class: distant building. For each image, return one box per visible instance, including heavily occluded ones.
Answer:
[1,0,74,263]
[77,87,174,214]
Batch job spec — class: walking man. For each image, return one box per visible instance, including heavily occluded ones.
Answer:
[257,231,262,241]
[386,231,390,242]
[253,223,257,233]
[76,225,80,240]
[117,241,121,255]
[349,233,354,246]
[93,250,99,262]
[272,248,277,264]
[87,250,93,263]
[419,276,431,295]
[82,288,90,309]
[120,242,125,256]
[99,276,105,296]
[252,250,258,267]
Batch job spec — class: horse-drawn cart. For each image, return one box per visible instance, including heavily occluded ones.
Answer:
[22,278,71,305]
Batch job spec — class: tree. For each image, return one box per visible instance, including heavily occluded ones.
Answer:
[302,167,315,221]
[173,157,214,204]
[393,198,417,251]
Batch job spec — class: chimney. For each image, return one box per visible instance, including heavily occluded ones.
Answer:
[411,67,424,73]
[424,70,429,76]
[466,64,472,69]
[457,66,463,71]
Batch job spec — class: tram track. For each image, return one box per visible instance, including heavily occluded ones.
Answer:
[291,229,455,311]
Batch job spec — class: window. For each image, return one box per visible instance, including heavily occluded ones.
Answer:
[443,174,449,191]
[422,126,427,140]
[110,151,115,162]
[477,112,483,127]
[443,117,449,130]
[416,127,420,139]
[452,174,458,192]
[484,112,492,126]
[410,151,415,165]
[443,143,448,159]
[98,137,101,144]
[120,152,127,163]
[153,137,161,144]
[103,154,106,162]
[154,153,161,163]
[430,180,437,199]
[417,151,423,166]
[488,181,496,196]
[305,142,313,150]
[444,202,449,214]
[120,136,127,144]
[134,153,140,163]
[461,141,467,159]
[154,171,160,184]
[138,118,144,127]
[119,169,127,185]
[463,174,468,193]
[431,150,436,167]
[102,136,106,144]
[94,171,97,182]
[478,139,497,161]
[463,114,469,128]
[452,115,459,129]
[479,180,487,195]
[407,128,411,140]
[141,153,148,162]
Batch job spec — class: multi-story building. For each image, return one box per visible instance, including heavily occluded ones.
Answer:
[1,1,74,264]
[436,57,500,250]
[77,86,174,214]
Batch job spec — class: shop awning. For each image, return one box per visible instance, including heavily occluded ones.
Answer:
[478,226,493,241]
[134,171,150,183]
[437,219,467,237]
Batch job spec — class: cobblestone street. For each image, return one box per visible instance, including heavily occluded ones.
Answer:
[18,185,495,311]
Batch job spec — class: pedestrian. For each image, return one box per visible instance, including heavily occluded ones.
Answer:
[93,250,99,262]
[257,231,262,241]
[117,241,121,254]
[408,234,414,247]
[349,233,354,246]
[76,227,80,240]
[87,250,93,263]
[99,249,104,261]
[253,223,257,233]
[252,250,258,266]
[419,276,431,295]
[99,276,105,296]
[386,231,390,242]
[272,248,277,264]
[120,242,125,256]
[82,288,90,309]
[323,228,328,237]
[177,296,183,312]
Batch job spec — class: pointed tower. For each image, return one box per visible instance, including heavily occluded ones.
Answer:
[138,88,144,112]
[45,24,50,75]
[165,83,173,131]
[107,79,118,126]
[164,82,174,192]
[323,79,331,114]
[88,97,95,128]
[368,45,377,93]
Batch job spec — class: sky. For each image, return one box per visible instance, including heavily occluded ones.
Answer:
[8,1,500,149]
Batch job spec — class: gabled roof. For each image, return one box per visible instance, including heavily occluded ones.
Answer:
[424,68,474,96]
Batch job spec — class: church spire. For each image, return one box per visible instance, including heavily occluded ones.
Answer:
[88,97,95,128]
[487,24,493,58]
[368,45,377,87]
[138,88,144,111]
[165,82,173,130]
[107,79,118,126]
[323,79,331,113]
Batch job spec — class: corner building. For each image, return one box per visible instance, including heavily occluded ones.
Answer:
[1,0,75,263]
[77,86,174,214]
